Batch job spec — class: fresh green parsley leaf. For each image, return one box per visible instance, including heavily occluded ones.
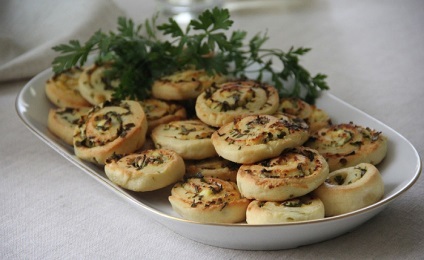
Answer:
[51,7,329,103]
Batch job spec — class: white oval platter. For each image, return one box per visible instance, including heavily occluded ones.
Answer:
[16,67,421,250]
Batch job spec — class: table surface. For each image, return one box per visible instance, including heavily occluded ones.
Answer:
[1,0,423,259]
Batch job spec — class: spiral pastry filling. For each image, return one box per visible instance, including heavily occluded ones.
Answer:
[278,98,314,121]
[138,99,187,133]
[74,100,148,164]
[211,114,310,164]
[305,123,388,171]
[195,80,280,127]
[237,146,329,201]
[151,119,217,160]
[277,97,331,133]
[168,176,250,223]
[152,69,226,100]
[105,149,185,192]
[78,63,120,105]
[313,163,384,216]
[246,194,325,224]
[185,157,240,182]
[47,107,90,145]
[45,67,91,108]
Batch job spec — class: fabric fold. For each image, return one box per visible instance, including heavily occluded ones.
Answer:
[0,0,125,82]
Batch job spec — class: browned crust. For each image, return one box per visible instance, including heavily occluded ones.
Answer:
[237,146,329,201]
[73,100,148,165]
[168,177,250,223]
[195,80,280,127]
[305,123,388,171]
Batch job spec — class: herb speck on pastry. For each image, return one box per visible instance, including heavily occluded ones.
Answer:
[168,176,250,223]
[185,157,240,182]
[45,67,91,108]
[211,113,309,164]
[47,107,90,145]
[105,149,185,192]
[78,63,120,105]
[313,163,384,216]
[237,146,329,201]
[305,122,388,171]
[195,80,280,127]
[276,97,331,133]
[73,100,148,165]
[246,194,325,224]
[138,99,187,133]
[152,69,226,100]
[151,119,217,160]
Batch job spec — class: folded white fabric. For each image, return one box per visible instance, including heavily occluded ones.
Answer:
[0,0,125,82]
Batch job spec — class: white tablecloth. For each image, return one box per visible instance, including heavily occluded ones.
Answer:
[1,0,423,258]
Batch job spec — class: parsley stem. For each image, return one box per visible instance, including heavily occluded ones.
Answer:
[51,7,328,103]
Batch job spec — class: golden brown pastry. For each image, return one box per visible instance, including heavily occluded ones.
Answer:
[313,163,384,216]
[237,146,329,201]
[211,113,309,164]
[73,100,148,165]
[195,80,280,127]
[151,119,217,160]
[277,97,331,133]
[138,99,186,133]
[105,149,185,192]
[305,123,388,171]
[185,157,240,182]
[246,194,325,224]
[45,67,91,108]
[47,107,90,145]
[78,63,119,105]
[169,176,250,223]
[151,69,226,100]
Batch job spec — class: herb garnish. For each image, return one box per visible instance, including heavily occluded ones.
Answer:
[52,8,328,103]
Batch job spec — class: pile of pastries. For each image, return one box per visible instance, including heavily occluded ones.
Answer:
[45,63,388,224]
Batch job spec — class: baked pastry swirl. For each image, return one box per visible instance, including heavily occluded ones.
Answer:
[211,113,309,164]
[246,194,325,224]
[151,69,226,100]
[185,157,240,182]
[151,119,217,160]
[237,147,329,201]
[45,67,91,108]
[305,123,388,171]
[277,97,331,133]
[105,149,185,192]
[138,99,187,133]
[78,63,120,105]
[195,80,280,127]
[73,100,148,165]
[168,176,250,223]
[47,107,90,145]
[313,163,384,216]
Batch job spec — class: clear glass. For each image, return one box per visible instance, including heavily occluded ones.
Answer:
[156,0,224,16]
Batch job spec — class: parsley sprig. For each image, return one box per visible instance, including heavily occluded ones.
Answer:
[52,7,329,103]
